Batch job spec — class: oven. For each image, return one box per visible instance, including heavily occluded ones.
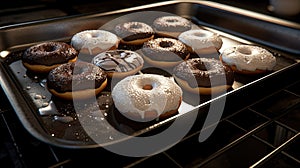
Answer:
[0,0,300,167]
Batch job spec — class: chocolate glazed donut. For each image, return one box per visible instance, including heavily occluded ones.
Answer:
[47,62,107,100]
[114,21,155,45]
[22,41,78,73]
[141,38,190,67]
[173,58,234,95]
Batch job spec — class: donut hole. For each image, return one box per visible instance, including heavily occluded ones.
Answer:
[43,45,58,52]
[91,33,99,38]
[159,41,174,48]
[73,65,91,76]
[166,19,178,23]
[73,67,84,75]
[129,24,142,29]
[237,47,252,55]
[86,32,100,39]
[194,63,208,71]
[193,32,206,37]
[142,84,153,90]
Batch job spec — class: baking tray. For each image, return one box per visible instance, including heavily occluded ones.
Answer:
[0,0,299,149]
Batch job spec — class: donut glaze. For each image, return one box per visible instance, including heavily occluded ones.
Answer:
[22,41,78,73]
[70,30,119,55]
[220,45,276,74]
[153,16,192,37]
[173,58,234,94]
[92,50,144,78]
[178,29,223,54]
[114,22,154,45]
[141,38,190,67]
[111,74,182,121]
[47,62,107,100]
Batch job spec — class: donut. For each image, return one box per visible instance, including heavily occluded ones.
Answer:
[70,29,119,55]
[46,62,107,100]
[141,37,190,67]
[178,29,223,54]
[22,41,78,73]
[91,50,144,78]
[111,74,182,122]
[220,45,277,75]
[114,21,155,45]
[152,15,192,38]
[173,58,234,95]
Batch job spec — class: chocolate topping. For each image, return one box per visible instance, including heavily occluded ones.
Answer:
[173,58,234,88]
[92,50,144,72]
[142,38,189,61]
[114,22,154,41]
[47,62,107,93]
[22,42,78,66]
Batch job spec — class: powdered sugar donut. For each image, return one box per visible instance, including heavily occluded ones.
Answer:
[111,74,182,122]
[220,45,277,75]
[70,30,119,55]
[178,29,223,54]
[153,15,192,38]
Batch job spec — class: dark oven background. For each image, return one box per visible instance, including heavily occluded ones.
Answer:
[1,0,300,168]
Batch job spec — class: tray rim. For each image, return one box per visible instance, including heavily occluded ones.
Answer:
[1,0,300,30]
[0,0,300,149]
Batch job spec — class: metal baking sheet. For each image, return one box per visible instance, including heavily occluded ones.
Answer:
[0,1,299,149]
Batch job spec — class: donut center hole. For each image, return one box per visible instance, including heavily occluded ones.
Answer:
[159,41,174,48]
[193,60,209,71]
[44,45,57,52]
[195,64,207,71]
[91,34,99,38]
[73,67,86,74]
[130,24,142,29]
[142,84,153,90]
[193,32,206,37]
[88,32,100,38]
[166,19,178,23]
[238,47,252,55]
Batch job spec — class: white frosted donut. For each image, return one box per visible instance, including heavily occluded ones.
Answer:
[153,15,192,38]
[220,45,277,74]
[178,29,223,54]
[70,30,119,55]
[111,74,182,122]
